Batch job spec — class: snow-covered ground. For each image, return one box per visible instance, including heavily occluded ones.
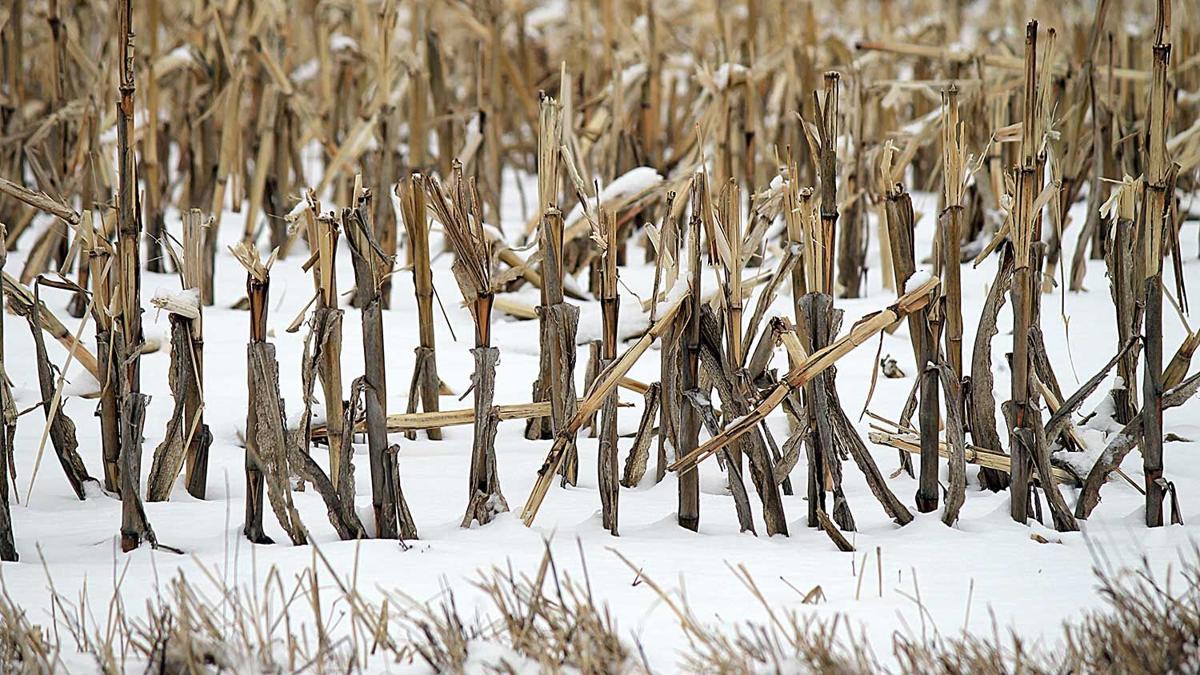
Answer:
[3,183,1199,671]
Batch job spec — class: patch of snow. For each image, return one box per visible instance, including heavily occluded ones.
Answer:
[291,59,319,83]
[152,287,201,312]
[563,167,663,227]
[904,269,933,293]
[712,63,748,90]
[330,34,358,53]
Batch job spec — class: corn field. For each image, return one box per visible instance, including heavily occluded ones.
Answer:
[0,0,1199,672]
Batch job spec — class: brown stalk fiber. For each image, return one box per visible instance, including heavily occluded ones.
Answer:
[0,176,80,228]
[180,211,210,496]
[143,311,209,502]
[797,293,842,529]
[119,393,157,550]
[532,102,583,494]
[234,242,274,544]
[0,227,13,559]
[837,81,869,299]
[676,180,704,531]
[684,384,757,533]
[142,0,165,275]
[940,86,966,382]
[115,0,150,553]
[598,209,620,535]
[916,290,942,514]
[816,73,839,296]
[969,246,1014,492]
[306,205,348,492]
[463,346,507,528]
[527,92,560,442]
[399,176,442,441]
[528,94,582,494]
[819,363,914,526]
[82,210,121,493]
[655,206,682,487]
[880,178,936,503]
[0,230,13,561]
[938,363,967,526]
[25,290,94,501]
[621,383,661,489]
[293,287,367,542]
[1007,21,1049,526]
[1141,20,1173,528]
[346,185,417,540]
[247,338,308,547]
[1067,1,1114,291]
[145,210,211,501]
[424,166,508,527]
[1104,179,1141,425]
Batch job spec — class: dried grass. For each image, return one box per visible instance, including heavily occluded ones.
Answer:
[1,545,1197,673]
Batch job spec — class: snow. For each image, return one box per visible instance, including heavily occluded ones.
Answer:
[151,287,201,312]
[481,223,505,243]
[99,109,150,145]
[330,34,358,53]
[290,58,320,84]
[560,270,591,301]
[155,46,196,75]
[561,166,664,228]
[523,0,568,32]
[620,63,648,88]
[712,63,748,90]
[904,268,933,293]
[2,180,1199,672]
[593,167,662,204]
[606,166,662,196]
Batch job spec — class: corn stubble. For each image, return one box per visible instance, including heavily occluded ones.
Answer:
[0,0,1197,668]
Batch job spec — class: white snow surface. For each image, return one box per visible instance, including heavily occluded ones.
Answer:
[151,286,201,312]
[562,166,663,227]
[711,63,749,90]
[904,268,933,293]
[3,183,1200,672]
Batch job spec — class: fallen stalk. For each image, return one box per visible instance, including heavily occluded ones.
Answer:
[669,277,940,476]
[520,292,687,526]
[868,431,1079,486]
[310,398,635,438]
